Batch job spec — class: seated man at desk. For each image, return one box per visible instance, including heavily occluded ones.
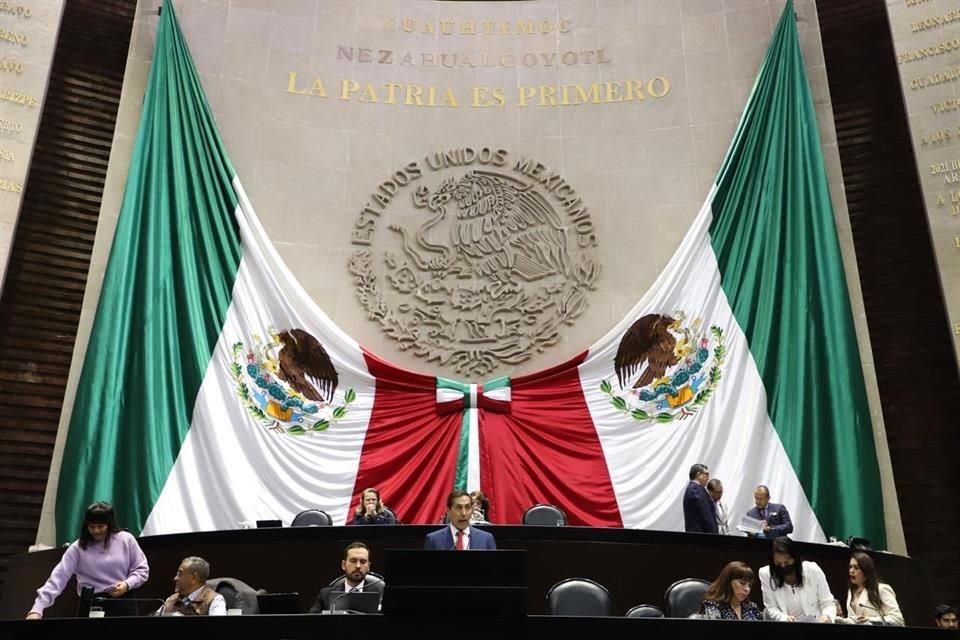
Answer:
[424,490,496,550]
[308,542,385,612]
[158,556,226,616]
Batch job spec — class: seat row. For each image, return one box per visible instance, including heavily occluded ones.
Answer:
[547,576,710,618]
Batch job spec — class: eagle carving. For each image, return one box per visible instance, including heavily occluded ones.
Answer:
[275,328,338,403]
[614,314,681,389]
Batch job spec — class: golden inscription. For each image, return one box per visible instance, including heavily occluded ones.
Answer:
[0,177,22,192]
[931,160,960,175]
[920,129,952,145]
[955,322,960,336]
[937,190,960,215]
[0,2,31,18]
[932,98,960,114]
[0,117,21,133]
[898,37,960,64]
[335,46,611,69]
[0,57,23,74]
[0,87,36,106]
[0,147,13,162]
[384,18,572,35]
[0,27,27,46]
[906,0,933,6]
[516,79,670,107]
[285,74,671,109]
[909,63,960,89]
[911,8,960,33]
[955,236,960,249]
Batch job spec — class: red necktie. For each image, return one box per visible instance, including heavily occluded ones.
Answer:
[455,529,464,550]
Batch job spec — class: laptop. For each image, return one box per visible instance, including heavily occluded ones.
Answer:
[256,592,301,614]
[329,590,381,613]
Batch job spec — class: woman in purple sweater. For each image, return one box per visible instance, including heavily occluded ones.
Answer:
[26,502,149,619]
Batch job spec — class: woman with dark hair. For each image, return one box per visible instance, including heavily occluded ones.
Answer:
[759,536,836,622]
[701,561,762,621]
[840,551,904,626]
[26,502,149,619]
[352,488,396,525]
[469,491,490,524]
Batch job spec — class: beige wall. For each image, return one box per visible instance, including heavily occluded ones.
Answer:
[885,0,960,368]
[0,0,65,289]
[35,0,904,552]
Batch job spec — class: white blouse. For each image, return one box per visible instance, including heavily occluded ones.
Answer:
[844,583,904,626]
[759,561,836,622]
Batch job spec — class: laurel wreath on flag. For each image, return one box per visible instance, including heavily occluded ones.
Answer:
[600,326,726,424]
[229,341,356,436]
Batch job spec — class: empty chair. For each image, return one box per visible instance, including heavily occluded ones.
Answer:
[626,604,665,618]
[291,509,332,526]
[523,503,567,526]
[206,576,261,614]
[546,578,612,616]
[663,578,710,618]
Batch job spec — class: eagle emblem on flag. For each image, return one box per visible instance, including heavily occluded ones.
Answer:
[229,327,356,435]
[600,311,726,424]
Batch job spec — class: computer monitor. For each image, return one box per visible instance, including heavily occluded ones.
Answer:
[256,592,301,614]
[256,519,282,528]
[382,548,527,615]
[329,590,381,614]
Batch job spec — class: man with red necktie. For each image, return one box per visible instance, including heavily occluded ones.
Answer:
[424,491,497,551]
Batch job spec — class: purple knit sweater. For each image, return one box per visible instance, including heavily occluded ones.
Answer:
[30,531,149,616]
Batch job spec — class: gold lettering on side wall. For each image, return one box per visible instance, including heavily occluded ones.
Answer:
[385,18,572,35]
[0,27,27,46]
[0,177,23,192]
[0,2,32,18]
[0,57,24,74]
[0,147,14,162]
[954,322,960,336]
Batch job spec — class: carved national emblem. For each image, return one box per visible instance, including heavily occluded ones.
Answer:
[350,159,600,377]
[600,311,726,424]
[229,328,355,436]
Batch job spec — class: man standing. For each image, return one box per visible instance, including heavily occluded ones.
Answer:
[159,557,226,616]
[745,485,793,538]
[424,490,496,550]
[683,463,718,534]
[308,542,384,612]
[707,478,730,535]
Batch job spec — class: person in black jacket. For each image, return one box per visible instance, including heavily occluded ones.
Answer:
[683,463,718,534]
[308,542,385,612]
[352,488,396,525]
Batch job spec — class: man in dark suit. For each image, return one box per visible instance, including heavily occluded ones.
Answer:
[683,463,718,533]
[745,485,793,538]
[308,542,385,612]
[424,490,497,550]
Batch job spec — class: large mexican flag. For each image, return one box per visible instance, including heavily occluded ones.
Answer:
[55,1,884,548]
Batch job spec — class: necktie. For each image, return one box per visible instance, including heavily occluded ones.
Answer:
[455,529,464,550]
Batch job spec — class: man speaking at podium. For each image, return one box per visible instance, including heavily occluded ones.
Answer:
[424,491,497,550]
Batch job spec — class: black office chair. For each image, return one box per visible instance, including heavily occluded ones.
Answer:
[663,578,710,618]
[522,503,567,526]
[207,577,261,614]
[626,604,664,618]
[546,578,613,616]
[291,508,333,526]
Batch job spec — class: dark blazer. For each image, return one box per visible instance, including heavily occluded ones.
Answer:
[308,574,385,613]
[683,481,719,533]
[745,502,793,537]
[352,511,396,525]
[423,525,497,550]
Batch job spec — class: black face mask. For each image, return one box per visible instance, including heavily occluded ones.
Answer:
[774,564,796,578]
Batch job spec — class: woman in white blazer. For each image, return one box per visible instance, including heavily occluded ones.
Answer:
[759,536,836,622]
[841,551,904,626]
